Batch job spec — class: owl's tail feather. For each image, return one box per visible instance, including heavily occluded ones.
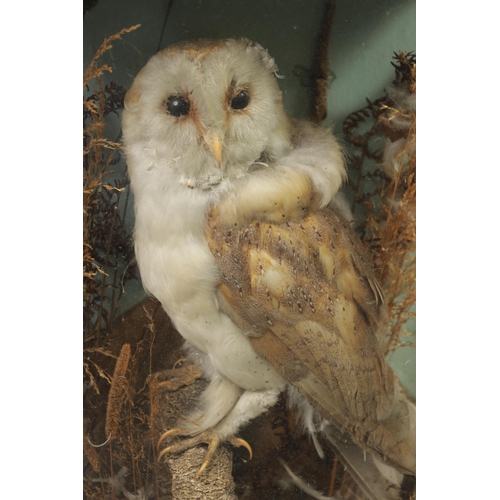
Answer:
[322,425,406,500]
[279,459,341,500]
[284,386,415,500]
[278,443,406,500]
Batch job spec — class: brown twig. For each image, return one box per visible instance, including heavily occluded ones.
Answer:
[310,0,336,123]
[328,454,339,496]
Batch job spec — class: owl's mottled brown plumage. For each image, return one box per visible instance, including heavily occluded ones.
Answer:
[206,205,415,476]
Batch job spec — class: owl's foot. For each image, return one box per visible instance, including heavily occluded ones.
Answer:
[157,428,252,478]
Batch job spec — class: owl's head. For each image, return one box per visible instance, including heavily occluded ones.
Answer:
[123,38,293,189]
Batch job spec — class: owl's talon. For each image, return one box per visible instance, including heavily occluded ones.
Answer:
[229,437,253,460]
[157,430,220,464]
[157,432,203,461]
[157,429,252,476]
[157,427,185,452]
[193,435,220,478]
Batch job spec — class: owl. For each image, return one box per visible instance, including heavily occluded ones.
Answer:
[122,38,415,499]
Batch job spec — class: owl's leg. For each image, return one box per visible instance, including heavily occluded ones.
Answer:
[158,387,280,477]
[157,371,242,441]
[211,387,281,439]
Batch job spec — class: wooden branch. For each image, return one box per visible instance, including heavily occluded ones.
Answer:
[310,0,336,123]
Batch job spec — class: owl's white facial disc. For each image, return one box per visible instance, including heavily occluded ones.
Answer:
[123,39,293,189]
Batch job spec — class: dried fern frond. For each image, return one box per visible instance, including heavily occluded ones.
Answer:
[83,25,140,343]
[83,25,140,87]
[344,52,416,353]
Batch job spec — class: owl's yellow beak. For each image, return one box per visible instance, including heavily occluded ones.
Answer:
[203,131,223,168]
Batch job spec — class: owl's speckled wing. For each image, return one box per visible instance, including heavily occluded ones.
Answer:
[206,205,415,476]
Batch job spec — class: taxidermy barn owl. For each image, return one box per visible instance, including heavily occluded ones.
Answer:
[122,38,415,499]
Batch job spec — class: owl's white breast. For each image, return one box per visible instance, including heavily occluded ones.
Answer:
[130,156,285,393]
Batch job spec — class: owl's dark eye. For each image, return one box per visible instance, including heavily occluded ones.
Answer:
[231,90,250,110]
[166,95,190,117]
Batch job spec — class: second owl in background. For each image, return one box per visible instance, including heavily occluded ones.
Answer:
[122,38,415,500]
